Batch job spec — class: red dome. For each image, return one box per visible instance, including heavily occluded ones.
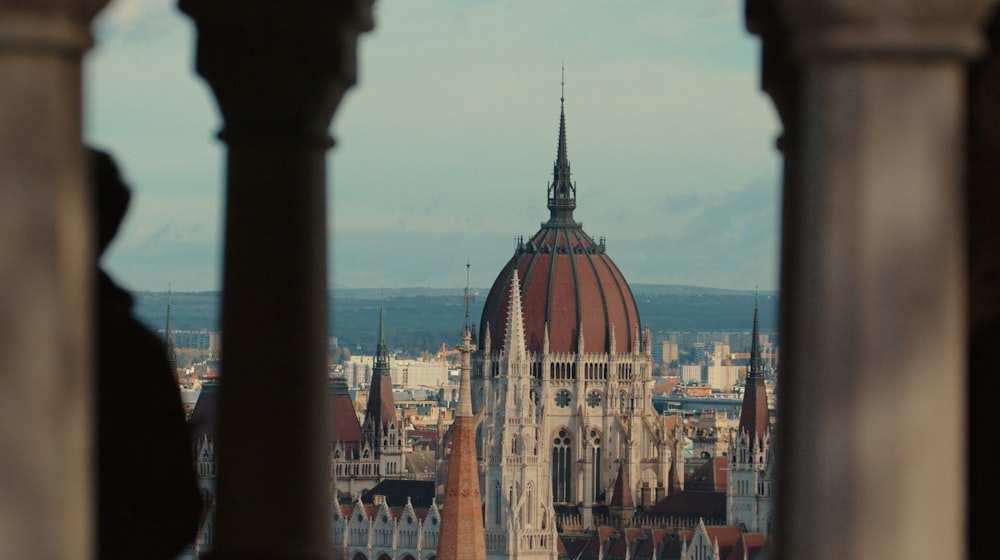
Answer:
[479,93,641,356]
[478,223,640,355]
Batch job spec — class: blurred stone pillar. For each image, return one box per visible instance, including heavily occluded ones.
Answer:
[0,1,107,558]
[178,1,373,558]
[773,1,993,559]
[744,2,796,558]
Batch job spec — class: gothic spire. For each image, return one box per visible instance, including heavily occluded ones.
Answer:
[165,285,177,375]
[463,261,474,335]
[438,265,487,560]
[547,67,576,224]
[375,302,389,370]
[457,263,477,418]
[748,292,763,380]
[365,304,397,436]
[738,295,770,441]
[503,270,527,360]
[610,460,635,509]
[609,459,635,529]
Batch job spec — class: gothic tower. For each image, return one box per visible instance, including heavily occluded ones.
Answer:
[437,266,487,560]
[727,299,774,536]
[362,306,405,478]
[479,273,558,560]
[474,83,674,549]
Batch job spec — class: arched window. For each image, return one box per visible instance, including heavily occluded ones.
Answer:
[494,481,502,523]
[589,429,602,502]
[526,482,534,527]
[552,428,572,503]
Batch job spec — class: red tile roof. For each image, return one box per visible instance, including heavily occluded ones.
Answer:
[725,533,767,560]
[610,462,635,508]
[329,377,364,452]
[647,491,726,521]
[479,226,641,355]
[437,415,486,560]
[685,457,729,493]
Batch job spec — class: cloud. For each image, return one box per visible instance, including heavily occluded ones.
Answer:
[88,0,780,293]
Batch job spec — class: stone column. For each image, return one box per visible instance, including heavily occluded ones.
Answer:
[178,2,373,558]
[0,2,106,558]
[774,2,993,559]
[744,3,796,556]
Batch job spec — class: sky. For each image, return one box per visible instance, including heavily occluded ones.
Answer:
[85,0,781,293]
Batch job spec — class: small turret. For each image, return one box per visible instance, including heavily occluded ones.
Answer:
[503,271,527,362]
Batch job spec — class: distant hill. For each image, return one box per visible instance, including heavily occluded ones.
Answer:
[132,285,778,355]
[630,284,770,297]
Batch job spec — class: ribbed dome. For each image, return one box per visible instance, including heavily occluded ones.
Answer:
[478,91,640,356]
[478,224,640,356]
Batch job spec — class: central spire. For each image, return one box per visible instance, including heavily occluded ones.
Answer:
[547,66,576,224]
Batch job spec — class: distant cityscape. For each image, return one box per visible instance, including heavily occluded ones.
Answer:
[165,98,776,560]
[169,309,776,560]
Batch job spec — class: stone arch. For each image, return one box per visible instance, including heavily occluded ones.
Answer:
[351,553,368,560]
[641,466,658,504]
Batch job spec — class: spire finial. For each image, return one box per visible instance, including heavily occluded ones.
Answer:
[749,293,762,379]
[464,260,474,334]
[547,69,577,223]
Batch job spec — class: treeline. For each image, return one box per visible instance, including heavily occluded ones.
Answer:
[133,288,778,357]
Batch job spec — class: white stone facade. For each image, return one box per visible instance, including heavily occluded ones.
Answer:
[473,273,682,560]
[333,495,441,560]
[726,422,774,536]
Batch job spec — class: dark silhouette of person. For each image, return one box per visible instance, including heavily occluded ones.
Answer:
[92,148,202,559]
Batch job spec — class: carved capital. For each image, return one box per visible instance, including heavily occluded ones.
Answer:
[779,0,996,59]
[179,0,375,147]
